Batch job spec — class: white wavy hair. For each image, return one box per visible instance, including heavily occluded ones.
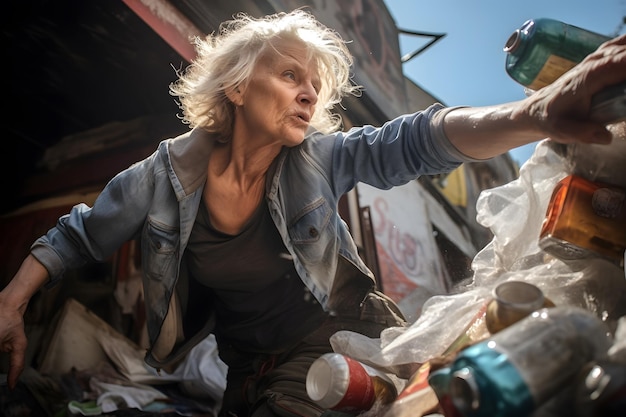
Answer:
[169,9,361,137]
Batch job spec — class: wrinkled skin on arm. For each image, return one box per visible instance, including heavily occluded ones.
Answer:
[444,34,626,160]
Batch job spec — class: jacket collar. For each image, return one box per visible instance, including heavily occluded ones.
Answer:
[167,127,219,196]
[168,126,319,198]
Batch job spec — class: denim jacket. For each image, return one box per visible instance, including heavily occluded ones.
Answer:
[31,103,474,366]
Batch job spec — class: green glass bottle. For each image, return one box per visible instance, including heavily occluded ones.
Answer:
[504,18,611,90]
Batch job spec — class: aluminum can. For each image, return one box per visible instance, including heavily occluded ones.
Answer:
[485,280,554,334]
[305,352,397,413]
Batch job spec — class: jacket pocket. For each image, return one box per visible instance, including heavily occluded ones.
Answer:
[142,217,179,281]
[288,198,333,263]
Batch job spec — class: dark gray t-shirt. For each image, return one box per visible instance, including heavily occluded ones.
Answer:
[185,197,328,353]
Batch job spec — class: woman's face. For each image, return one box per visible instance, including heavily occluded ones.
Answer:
[233,38,320,147]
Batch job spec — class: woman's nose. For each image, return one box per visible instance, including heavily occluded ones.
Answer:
[299,83,318,105]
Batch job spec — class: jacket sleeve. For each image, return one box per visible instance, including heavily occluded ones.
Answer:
[30,151,160,286]
[327,104,481,194]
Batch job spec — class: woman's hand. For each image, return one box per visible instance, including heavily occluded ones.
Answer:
[0,298,28,390]
[0,254,50,389]
[512,34,626,145]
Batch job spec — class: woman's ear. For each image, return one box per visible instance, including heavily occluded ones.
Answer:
[225,85,244,106]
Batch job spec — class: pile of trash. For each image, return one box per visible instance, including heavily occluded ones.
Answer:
[328,125,626,417]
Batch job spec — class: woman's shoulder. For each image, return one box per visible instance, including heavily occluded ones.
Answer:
[295,129,340,160]
[302,128,341,147]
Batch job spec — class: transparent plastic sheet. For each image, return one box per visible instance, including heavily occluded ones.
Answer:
[331,125,626,376]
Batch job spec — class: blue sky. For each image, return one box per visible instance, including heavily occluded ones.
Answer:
[383,0,626,166]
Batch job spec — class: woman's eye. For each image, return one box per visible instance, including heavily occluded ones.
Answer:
[284,71,296,80]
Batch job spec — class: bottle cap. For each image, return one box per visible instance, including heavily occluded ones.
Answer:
[503,29,521,53]
[504,19,535,53]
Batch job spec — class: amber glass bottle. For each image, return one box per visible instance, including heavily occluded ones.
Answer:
[539,174,626,264]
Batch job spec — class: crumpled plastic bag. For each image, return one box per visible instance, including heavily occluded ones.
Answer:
[331,130,626,374]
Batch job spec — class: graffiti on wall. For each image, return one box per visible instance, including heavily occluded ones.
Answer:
[357,181,447,303]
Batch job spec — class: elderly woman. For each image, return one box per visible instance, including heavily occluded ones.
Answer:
[1,9,625,417]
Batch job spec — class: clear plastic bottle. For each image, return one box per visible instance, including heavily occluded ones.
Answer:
[428,306,613,417]
[504,18,610,90]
